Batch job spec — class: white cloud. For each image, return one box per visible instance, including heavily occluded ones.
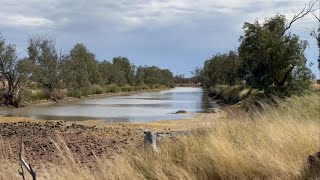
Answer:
[0,13,54,27]
[0,0,317,31]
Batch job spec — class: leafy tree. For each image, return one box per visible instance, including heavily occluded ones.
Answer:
[201,51,240,87]
[191,67,203,84]
[174,74,187,84]
[27,37,60,98]
[159,69,173,85]
[99,60,113,85]
[0,36,31,106]
[136,66,173,86]
[112,57,135,85]
[65,43,101,90]
[238,15,313,96]
[136,66,145,85]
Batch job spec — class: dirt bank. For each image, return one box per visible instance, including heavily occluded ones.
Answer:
[20,87,171,108]
[0,112,225,169]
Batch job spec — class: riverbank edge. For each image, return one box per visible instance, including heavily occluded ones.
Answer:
[17,86,173,108]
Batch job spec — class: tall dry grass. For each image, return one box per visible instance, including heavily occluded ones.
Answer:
[1,93,319,179]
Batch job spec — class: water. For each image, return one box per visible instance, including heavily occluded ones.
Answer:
[0,87,216,122]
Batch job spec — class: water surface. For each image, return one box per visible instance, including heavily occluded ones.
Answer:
[0,87,216,122]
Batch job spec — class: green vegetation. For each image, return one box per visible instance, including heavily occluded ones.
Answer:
[199,13,317,100]
[0,36,174,106]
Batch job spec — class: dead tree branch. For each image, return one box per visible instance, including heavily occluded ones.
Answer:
[282,0,319,35]
[312,12,320,22]
[19,135,36,180]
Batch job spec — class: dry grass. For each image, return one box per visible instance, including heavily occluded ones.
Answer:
[1,93,319,179]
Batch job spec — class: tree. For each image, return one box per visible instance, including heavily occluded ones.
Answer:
[64,43,100,91]
[238,15,314,96]
[112,57,135,85]
[201,51,240,87]
[191,67,203,84]
[27,37,60,98]
[311,11,320,70]
[99,60,113,85]
[0,35,31,106]
[159,69,173,85]
[136,66,145,85]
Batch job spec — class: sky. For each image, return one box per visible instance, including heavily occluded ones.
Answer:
[0,0,319,78]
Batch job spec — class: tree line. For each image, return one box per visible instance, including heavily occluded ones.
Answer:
[0,36,174,106]
[198,1,319,97]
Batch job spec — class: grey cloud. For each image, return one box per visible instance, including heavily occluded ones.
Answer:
[0,0,318,76]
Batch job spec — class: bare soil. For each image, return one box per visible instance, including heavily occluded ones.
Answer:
[0,112,224,169]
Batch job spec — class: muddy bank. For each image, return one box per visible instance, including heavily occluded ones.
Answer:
[19,87,171,108]
[0,121,140,167]
[0,113,219,169]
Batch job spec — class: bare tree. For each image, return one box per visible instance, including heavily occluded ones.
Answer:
[282,0,319,35]
[18,135,36,180]
[310,2,320,70]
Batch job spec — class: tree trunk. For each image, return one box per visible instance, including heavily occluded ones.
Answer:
[4,77,19,108]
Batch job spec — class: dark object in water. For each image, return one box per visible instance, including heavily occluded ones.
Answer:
[175,110,187,114]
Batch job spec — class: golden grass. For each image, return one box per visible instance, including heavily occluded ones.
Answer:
[1,93,319,179]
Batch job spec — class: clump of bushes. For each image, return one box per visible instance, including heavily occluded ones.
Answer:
[91,85,103,94]
[67,90,82,98]
[121,85,134,92]
[209,85,262,104]
[103,84,121,93]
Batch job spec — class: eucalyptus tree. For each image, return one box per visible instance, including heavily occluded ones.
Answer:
[201,51,240,87]
[112,57,135,85]
[238,14,314,95]
[0,35,32,106]
[65,43,101,91]
[27,37,61,98]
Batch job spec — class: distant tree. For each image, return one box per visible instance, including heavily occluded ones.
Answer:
[99,60,113,85]
[139,66,174,86]
[160,69,173,85]
[65,43,101,91]
[27,37,61,98]
[112,57,135,85]
[191,67,203,84]
[174,74,187,84]
[201,51,240,87]
[136,66,145,85]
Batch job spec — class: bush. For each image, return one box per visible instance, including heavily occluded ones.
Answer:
[17,89,33,103]
[52,89,68,100]
[81,87,93,97]
[210,85,262,103]
[92,85,103,94]
[121,85,134,92]
[30,89,51,100]
[103,84,121,93]
[67,90,82,98]
[136,84,149,90]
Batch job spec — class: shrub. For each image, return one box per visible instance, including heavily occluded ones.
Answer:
[103,84,121,93]
[67,90,82,98]
[30,89,51,100]
[52,89,68,100]
[121,85,134,92]
[92,85,103,94]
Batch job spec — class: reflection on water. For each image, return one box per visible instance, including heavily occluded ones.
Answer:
[0,87,217,122]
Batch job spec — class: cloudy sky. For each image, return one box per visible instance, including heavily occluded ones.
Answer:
[0,0,319,77]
